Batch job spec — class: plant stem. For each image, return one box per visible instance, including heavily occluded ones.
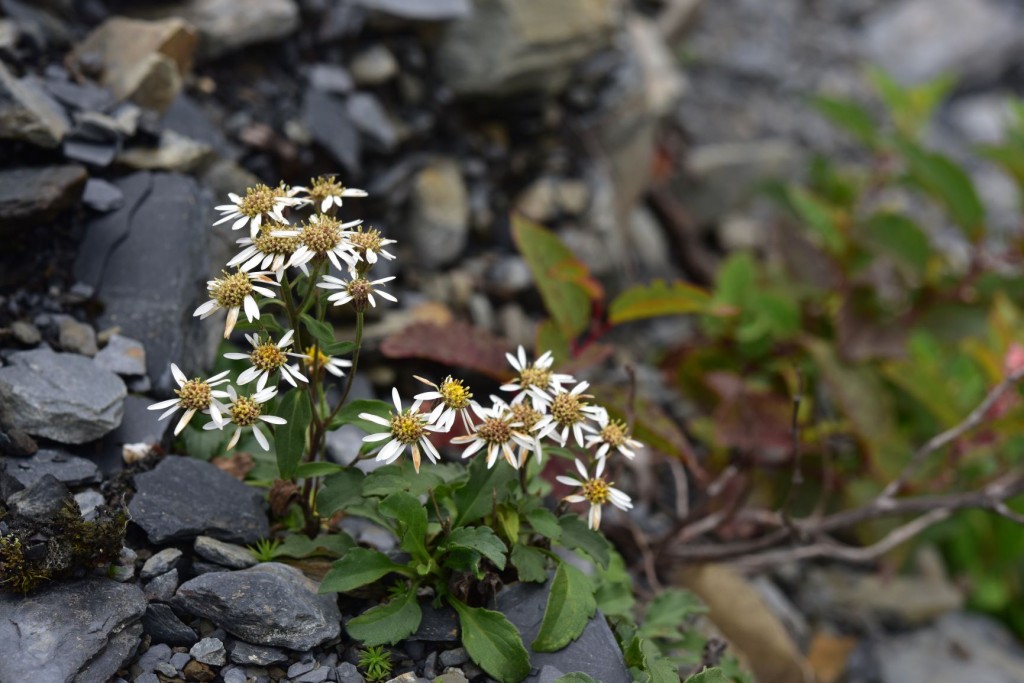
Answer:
[325,310,365,425]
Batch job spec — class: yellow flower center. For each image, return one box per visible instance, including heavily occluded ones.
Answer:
[600,420,629,448]
[346,278,373,309]
[581,478,611,505]
[438,377,472,409]
[348,226,385,253]
[550,392,584,427]
[250,342,287,372]
[229,395,262,427]
[212,271,253,308]
[254,228,300,256]
[507,403,542,431]
[476,417,513,445]
[302,345,332,371]
[390,411,425,445]
[175,379,212,410]
[308,176,345,205]
[519,366,552,391]
[302,215,342,255]
[239,184,278,218]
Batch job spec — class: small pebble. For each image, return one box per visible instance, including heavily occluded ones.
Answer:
[170,651,192,670]
[223,667,247,683]
[336,661,364,683]
[155,662,178,677]
[141,548,182,580]
[295,666,331,683]
[289,659,317,678]
[190,637,227,666]
[10,321,41,346]
[438,648,468,667]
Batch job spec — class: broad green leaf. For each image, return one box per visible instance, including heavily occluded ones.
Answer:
[525,508,562,540]
[554,675,597,683]
[812,96,877,147]
[317,468,366,516]
[512,215,599,338]
[442,527,507,570]
[362,465,447,498]
[609,280,714,325]
[685,669,729,683]
[379,492,429,561]
[345,590,421,646]
[274,389,311,479]
[867,66,952,137]
[292,461,343,479]
[714,252,756,308]
[449,598,531,683]
[536,319,571,365]
[625,636,680,683]
[785,186,844,254]
[273,532,354,560]
[861,212,931,275]
[532,561,596,651]
[594,550,635,618]
[452,455,516,527]
[330,398,394,433]
[639,589,708,641]
[301,314,338,351]
[899,141,985,240]
[510,543,549,583]
[496,506,520,545]
[557,515,611,568]
[179,423,228,461]
[320,547,408,593]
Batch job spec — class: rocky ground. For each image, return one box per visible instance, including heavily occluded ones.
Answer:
[5,0,1024,682]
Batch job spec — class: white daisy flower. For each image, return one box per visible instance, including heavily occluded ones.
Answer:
[345,225,396,265]
[450,397,539,469]
[213,184,295,239]
[556,457,633,530]
[147,363,230,435]
[273,214,361,271]
[226,223,301,278]
[414,375,474,433]
[193,270,279,339]
[294,175,367,213]
[504,400,547,466]
[318,272,397,311]
[223,329,307,392]
[203,385,286,452]
[586,410,643,460]
[289,345,353,378]
[532,381,604,448]
[501,346,576,409]
[359,387,445,473]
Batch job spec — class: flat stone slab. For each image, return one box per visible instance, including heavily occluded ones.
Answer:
[2,449,101,488]
[174,563,341,651]
[129,456,269,544]
[0,578,146,683]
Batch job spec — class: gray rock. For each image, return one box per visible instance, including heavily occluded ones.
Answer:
[436,672,469,683]
[0,165,87,232]
[55,315,98,357]
[137,642,173,673]
[439,648,468,667]
[348,92,399,152]
[173,563,341,651]
[356,0,470,21]
[0,62,69,147]
[155,0,300,61]
[94,334,147,377]
[3,449,100,487]
[408,159,469,268]
[82,178,126,212]
[228,640,289,666]
[7,473,70,522]
[408,602,459,642]
[223,667,248,683]
[194,535,258,569]
[136,673,160,683]
[309,64,354,95]
[862,0,1020,86]
[436,0,618,96]
[0,426,38,457]
[289,659,318,677]
[336,661,365,683]
[536,666,565,683]
[0,348,125,444]
[145,568,180,602]
[191,637,227,666]
[129,456,269,544]
[117,130,214,173]
[325,424,367,466]
[296,666,331,683]
[63,110,123,167]
[75,489,105,519]
[349,45,399,86]
[627,206,676,278]
[99,395,168,474]
[170,650,193,669]
[142,603,199,646]
[303,88,361,174]
[73,172,217,394]
[948,92,1016,144]
[141,547,185,580]
[495,578,630,683]
[10,321,41,346]
[0,579,146,683]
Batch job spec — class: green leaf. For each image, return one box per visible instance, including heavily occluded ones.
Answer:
[685,669,729,683]
[274,389,312,479]
[609,280,714,325]
[449,598,531,683]
[320,547,408,593]
[512,215,599,339]
[557,515,611,568]
[301,314,338,350]
[639,589,708,641]
[714,252,756,309]
[861,212,931,275]
[362,465,447,498]
[331,398,394,433]
[379,492,429,561]
[510,543,549,583]
[452,455,517,527]
[785,186,844,254]
[899,140,985,240]
[593,550,635,618]
[292,461,343,479]
[867,67,952,137]
[553,675,597,683]
[345,590,422,646]
[532,561,597,651]
[496,506,520,545]
[536,319,571,365]
[317,468,366,516]
[524,508,562,540]
[442,527,507,570]
[812,96,877,147]
[273,532,354,559]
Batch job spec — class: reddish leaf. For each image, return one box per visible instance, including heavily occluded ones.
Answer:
[380,320,511,379]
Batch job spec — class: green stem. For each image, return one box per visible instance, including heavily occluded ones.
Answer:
[325,310,365,426]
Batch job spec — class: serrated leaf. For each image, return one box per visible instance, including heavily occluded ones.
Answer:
[609,280,714,325]
[861,212,930,275]
[452,455,516,527]
[640,589,708,641]
[812,96,877,147]
[899,140,984,240]
[533,561,596,651]
[512,215,600,339]
[379,492,429,561]
[330,398,394,432]
[317,468,366,516]
[525,508,562,540]
[449,598,531,683]
[785,186,844,254]
[274,389,311,479]
[684,668,729,683]
[510,543,549,583]
[557,515,610,568]
[442,527,507,570]
[345,590,422,646]
[293,461,343,478]
[554,675,597,683]
[320,547,408,593]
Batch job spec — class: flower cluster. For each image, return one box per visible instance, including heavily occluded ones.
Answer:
[360,346,643,529]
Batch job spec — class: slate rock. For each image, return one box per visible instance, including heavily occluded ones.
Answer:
[129,456,269,544]
[191,637,227,666]
[303,88,361,173]
[408,602,459,642]
[0,61,69,147]
[308,64,354,95]
[408,159,468,268]
[94,334,147,377]
[228,640,290,666]
[439,648,468,667]
[495,578,630,683]
[356,0,470,21]
[295,666,331,683]
[157,0,301,60]
[141,547,184,580]
[0,578,146,683]
[137,642,173,673]
[336,661,365,683]
[349,45,398,86]
[10,321,42,346]
[0,165,87,231]
[6,473,69,522]
[63,110,123,167]
[82,178,126,212]
[194,535,258,569]
[0,426,38,456]
[3,448,100,487]
[145,568,180,602]
[142,603,199,646]
[55,314,98,357]
[75,489,105,519]
[73,172,218,394]
[348,92,399,151]
[174,563,341,651]
[0,347,126,444]
[98,395,169,475]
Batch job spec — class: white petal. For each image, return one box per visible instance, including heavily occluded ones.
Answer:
[174,408,196,436]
